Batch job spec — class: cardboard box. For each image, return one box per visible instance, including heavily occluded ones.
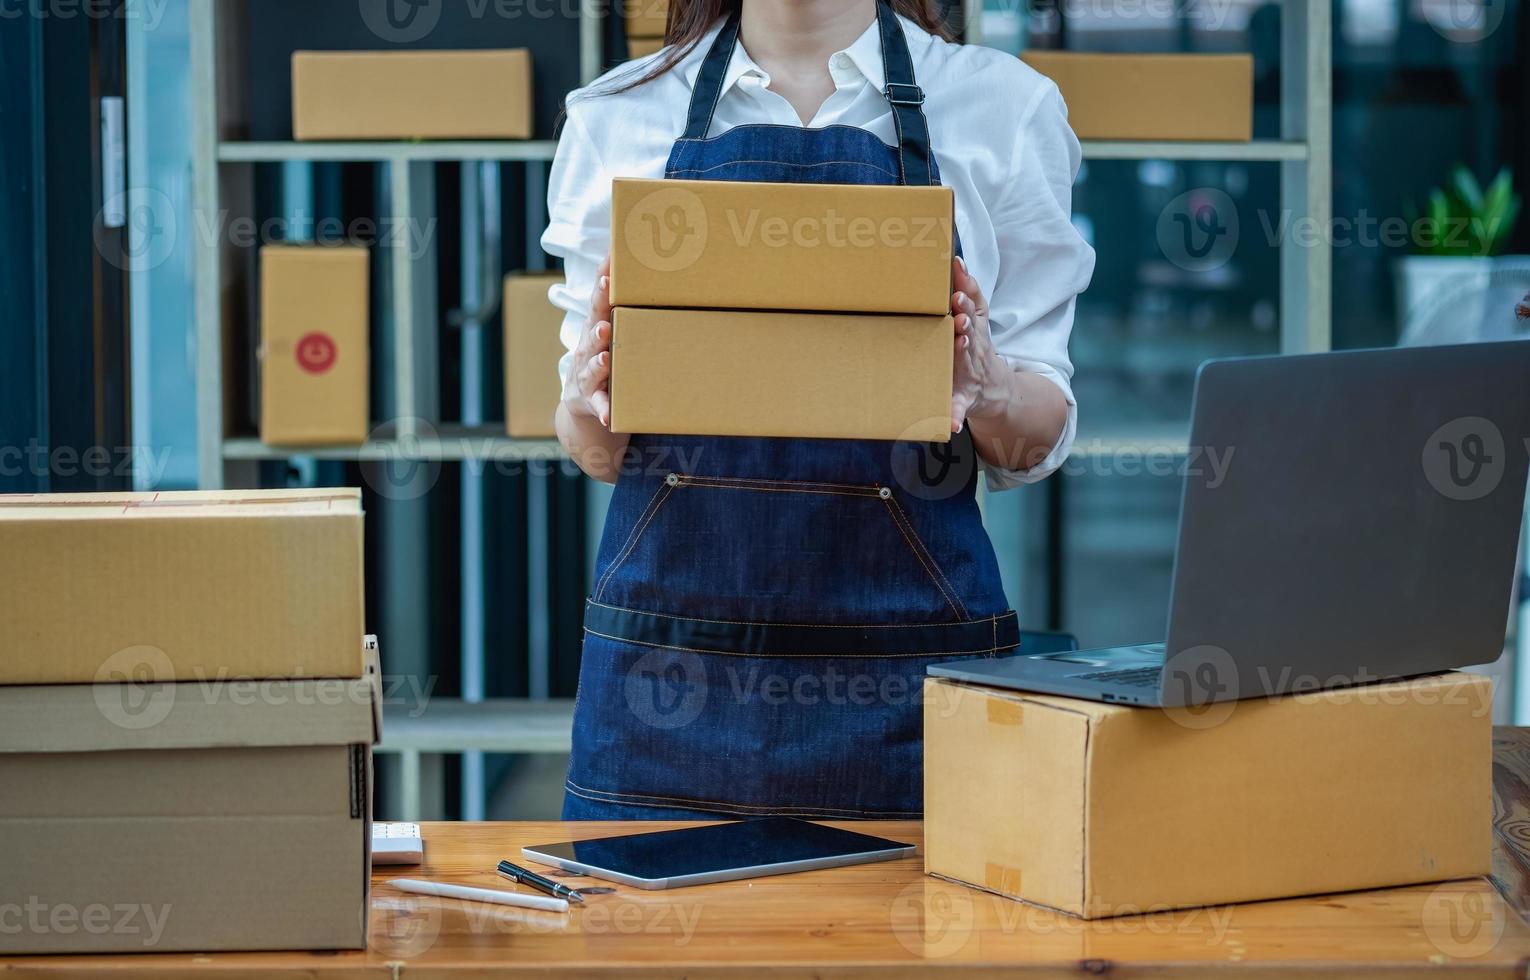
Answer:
[923,672,1492,918]
[292,49,532,140]
[0,640,380,953]
[611,307,952,442]
[1020,52,1253,142]
[260,244,370,446]
[0,489,365,684]
[629,37,665,60]
[623,0,668,37]
[503,272,566,438]
[610,178,954,315]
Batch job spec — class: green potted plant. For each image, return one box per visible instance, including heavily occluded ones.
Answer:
[1397,166,1522,338]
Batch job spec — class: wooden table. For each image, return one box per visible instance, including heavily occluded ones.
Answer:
[8,728,1530,978]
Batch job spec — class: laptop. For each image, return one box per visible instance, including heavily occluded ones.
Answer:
[931,341,1530,708]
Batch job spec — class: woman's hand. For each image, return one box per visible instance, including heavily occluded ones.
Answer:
[948,256,1070,474]
[564,256,615,429]
[556,255,631,483]
[950,257,1003,434]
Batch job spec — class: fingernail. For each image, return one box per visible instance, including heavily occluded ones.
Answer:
[955,256,966,270]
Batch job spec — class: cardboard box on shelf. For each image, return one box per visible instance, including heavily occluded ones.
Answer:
[0,489,365,685]
[629,37,666,60]
[292,49,532,140]
[610,307,953,442]
[1020,52,1253,142]
[503,272,566,438]
[623,0,668,37]
[259,244,370,446]
[923,672,1492,919]
[610,178,954,315]
[0,639,381,954]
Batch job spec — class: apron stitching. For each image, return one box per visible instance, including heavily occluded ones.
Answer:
[668,159,901,179]
[594,484,676,602]
[585,626,1018,660]
[876,14,905,186]
[677,478,880,498]
[677,474,883,491]
[883,495,971,621]
[588,598,1013,631]
[566,779,922,818]
[593,481,670,600]
[881,498,966,620]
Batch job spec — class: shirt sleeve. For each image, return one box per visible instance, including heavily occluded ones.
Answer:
[540,99,612,395]
[980,79,1095,491]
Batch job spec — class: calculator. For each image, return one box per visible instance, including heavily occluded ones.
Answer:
[372,822,425,865]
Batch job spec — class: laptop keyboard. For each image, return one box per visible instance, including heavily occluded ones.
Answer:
[1068,666,1163,688]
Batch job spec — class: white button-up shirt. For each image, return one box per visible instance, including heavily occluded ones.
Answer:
[541,14,1095,487]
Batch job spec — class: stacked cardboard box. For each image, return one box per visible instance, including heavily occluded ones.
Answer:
[0,489,376,953]
[608,177,956,442]
[923,672,1492,918]
[624,0,667,59]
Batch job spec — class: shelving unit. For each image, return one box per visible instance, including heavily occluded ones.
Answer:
[190,0,1331,817]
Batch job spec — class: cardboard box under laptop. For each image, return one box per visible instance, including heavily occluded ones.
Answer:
[292,49,532,140]
[923,672,1491,918]
[610,178,954,315]
[623,0,668,37]
[610,307,953,442]
[260,244,370,446]
[503,272,566,438]
[0,489,365,685]
[1020,52,1253,142]
[0,639,382,954]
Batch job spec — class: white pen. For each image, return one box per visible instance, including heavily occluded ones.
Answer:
[387,878,570,913]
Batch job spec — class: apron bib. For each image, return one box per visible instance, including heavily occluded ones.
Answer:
[564,1,1018,820]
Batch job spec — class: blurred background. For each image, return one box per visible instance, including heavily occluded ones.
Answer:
[1,0,1526,818]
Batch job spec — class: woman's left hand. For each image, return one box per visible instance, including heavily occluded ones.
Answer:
[950,257,1002,434]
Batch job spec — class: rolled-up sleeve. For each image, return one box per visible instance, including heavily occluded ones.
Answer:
[981,79,1094,491]
[540,100,611,395]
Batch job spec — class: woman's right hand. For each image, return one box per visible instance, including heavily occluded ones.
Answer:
[565,255,614,428]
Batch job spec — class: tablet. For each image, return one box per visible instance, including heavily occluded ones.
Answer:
[520,817,916,889]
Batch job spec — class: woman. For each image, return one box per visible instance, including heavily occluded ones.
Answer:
[543,0,1094,819]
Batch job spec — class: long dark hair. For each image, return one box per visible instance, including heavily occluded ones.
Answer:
[601,0,955,95]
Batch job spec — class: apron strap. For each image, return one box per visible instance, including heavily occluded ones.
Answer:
[874,0,935,186]
[680,10,743,144]
[678,1,936,187]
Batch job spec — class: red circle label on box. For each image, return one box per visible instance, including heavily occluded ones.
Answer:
[295,332,338,374]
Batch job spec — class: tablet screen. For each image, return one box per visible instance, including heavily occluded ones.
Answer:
[522,817,913,884]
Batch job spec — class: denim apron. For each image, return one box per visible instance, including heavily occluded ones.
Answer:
[563,1,1018,820]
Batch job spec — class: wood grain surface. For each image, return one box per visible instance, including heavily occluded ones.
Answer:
[5,729,1530,978]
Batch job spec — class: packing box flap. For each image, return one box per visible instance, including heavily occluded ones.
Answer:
[0,487,361,518]
[0,638,383,754]
[924,671,1493,918]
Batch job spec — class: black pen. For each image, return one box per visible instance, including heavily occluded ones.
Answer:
[497,859,585,904]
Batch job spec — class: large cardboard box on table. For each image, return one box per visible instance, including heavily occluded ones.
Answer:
[260,244,370,446]
[503,272,566,438]
[923,672,1491,918]
[292,49,532,140]
[0,489,365,685]
[610,178,954,314]
[0,640,381,954]
[1020,52,1253,142]
[610,307,953,442]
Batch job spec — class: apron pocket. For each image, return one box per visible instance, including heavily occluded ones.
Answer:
[593,473,973,625]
